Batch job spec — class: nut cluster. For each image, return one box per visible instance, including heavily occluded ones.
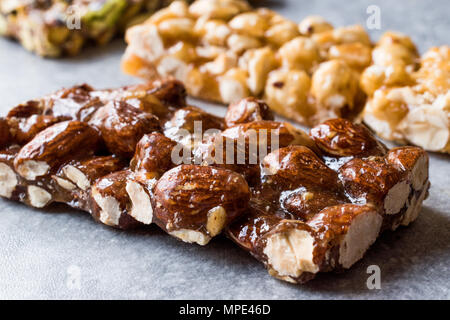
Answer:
[0,79,430,284]
[123,0,372,126]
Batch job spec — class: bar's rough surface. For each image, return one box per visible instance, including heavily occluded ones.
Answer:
[0,80,430,284]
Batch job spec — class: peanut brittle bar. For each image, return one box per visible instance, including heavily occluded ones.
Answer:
[0,80,430,284]
[122,0,372,126]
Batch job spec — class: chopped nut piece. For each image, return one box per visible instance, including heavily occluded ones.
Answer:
[299,15,333,35]
[28,185,52,208]
[206,206,227,237]
[169,229,211,246]
[89,101,160,158]
[219,68,250,104]
[126,178,154,225]
[264,223,319,278]
[244,47,277,95]
[54,176,76,191]
[0,163,18,198]
[90,170,142,230]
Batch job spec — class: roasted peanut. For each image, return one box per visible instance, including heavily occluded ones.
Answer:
[227,34,262,54]
[265,20,300,47]
[90,170,145,229]
[218,68,250,104]
[278,37,320,72]
[241,47,277,96]
[189,0,250,20]
[328,42,372,70]
[198,19,231,46]
[264,69,315,123]
[311,60,360,113]
[229,12,269,38]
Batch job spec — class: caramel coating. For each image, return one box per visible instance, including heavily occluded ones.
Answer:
[89,101,161,158]
[0,118,11,149]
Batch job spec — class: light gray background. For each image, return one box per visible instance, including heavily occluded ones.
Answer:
[0,0,449,299]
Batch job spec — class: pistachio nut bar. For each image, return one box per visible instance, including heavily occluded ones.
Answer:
[0,0,191,57]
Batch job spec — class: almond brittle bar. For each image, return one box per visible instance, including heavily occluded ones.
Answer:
[0,80,430,284]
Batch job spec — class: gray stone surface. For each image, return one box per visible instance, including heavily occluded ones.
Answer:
[0,0,449,299]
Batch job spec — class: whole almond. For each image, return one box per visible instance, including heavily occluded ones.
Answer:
[14,120,101,180]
